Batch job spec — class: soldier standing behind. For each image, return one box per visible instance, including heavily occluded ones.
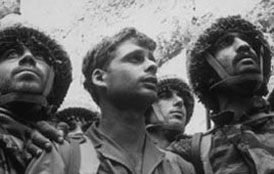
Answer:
[145,75,194,150]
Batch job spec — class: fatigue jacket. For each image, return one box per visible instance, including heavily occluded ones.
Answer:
[169,110,274,174]
[85,124,196,174]
[0,134,68,174]
[0,108,78,174]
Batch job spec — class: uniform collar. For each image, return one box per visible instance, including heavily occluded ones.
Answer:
[211,97,271,126]
[211,110,274,127]
[86,124,165,174]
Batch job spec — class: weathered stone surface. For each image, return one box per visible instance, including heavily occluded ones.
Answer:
[0,0,20,19]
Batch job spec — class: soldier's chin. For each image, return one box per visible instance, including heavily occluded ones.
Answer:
[241,71,262,82]
[168,121,184,128]
[236,65,260,74]
[234,77,263,95]
[235,68,262,83]
[220,71,263,95]
[13,84,44,94]
[141,90,158,103]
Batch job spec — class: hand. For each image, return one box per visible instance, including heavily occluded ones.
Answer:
[0,115,64,157]
[32,120,65,149]
[56,121,70,137]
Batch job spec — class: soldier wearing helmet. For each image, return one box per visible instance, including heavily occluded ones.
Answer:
[169,15,274,174]
[56,107,99,137]
[0,15,72,174]
[146,75,194,149]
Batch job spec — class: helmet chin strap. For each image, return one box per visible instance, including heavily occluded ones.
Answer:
[43,67,55,97]
[0,92,48,106]
[206,52,264,94]
[152,103,168,123]
[150,103,185,133]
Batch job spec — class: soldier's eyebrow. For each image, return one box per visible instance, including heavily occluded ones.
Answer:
[0,42,21,58]
[122,49,143,59]
[122,49,155,62]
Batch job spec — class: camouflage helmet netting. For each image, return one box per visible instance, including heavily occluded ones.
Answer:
[187,15,272,112]
[0,26,72,109]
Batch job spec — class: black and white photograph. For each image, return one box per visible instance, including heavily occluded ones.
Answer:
[0,0,274,173]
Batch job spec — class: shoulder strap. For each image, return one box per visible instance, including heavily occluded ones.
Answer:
[191,132,204,174]
[68,139,81,174]
[59,139,81,174]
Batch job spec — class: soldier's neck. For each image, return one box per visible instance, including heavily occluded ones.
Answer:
[217,92,255,122]
[99,100,147,153]
[148,128,171,149]
[4,102,44,122]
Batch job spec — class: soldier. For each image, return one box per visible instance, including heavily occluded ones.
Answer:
[82,27,195,174]
[0,15,73,173]
[169,15,274,174]
[56,107,100,174]
[56,107,99,135]
[146,75,194,150]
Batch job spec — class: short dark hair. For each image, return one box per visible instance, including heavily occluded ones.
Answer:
[82,27,156,104]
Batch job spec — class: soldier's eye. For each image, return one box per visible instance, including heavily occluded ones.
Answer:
[215,35,235,50]
[3,49,20,59]
[239,35,254,48]
[158,90,172,99]
[129,54,144,63]
[31,49,50,64]
[34,54,46,61]
[29,44,51,64]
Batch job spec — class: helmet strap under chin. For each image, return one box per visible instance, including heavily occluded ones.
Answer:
[0,65,56,118]
[0,92,57,121]
[0,92,48,107]
[43,66,55,96]
[0,66,55,107]
[206,53,264,94]
[152,103,167,123]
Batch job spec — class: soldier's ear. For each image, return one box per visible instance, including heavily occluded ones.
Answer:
[92,69,107,88]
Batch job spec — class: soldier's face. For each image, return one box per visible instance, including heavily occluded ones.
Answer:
[0,43,52,95]
[153,89,187,128]
[213,33,260,76]
[103,38,158,103]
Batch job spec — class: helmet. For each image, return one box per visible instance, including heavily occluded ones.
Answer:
[157,75,194,125]
[187,15,272,112]
[56,107,99,132]
[0,18,72,109]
